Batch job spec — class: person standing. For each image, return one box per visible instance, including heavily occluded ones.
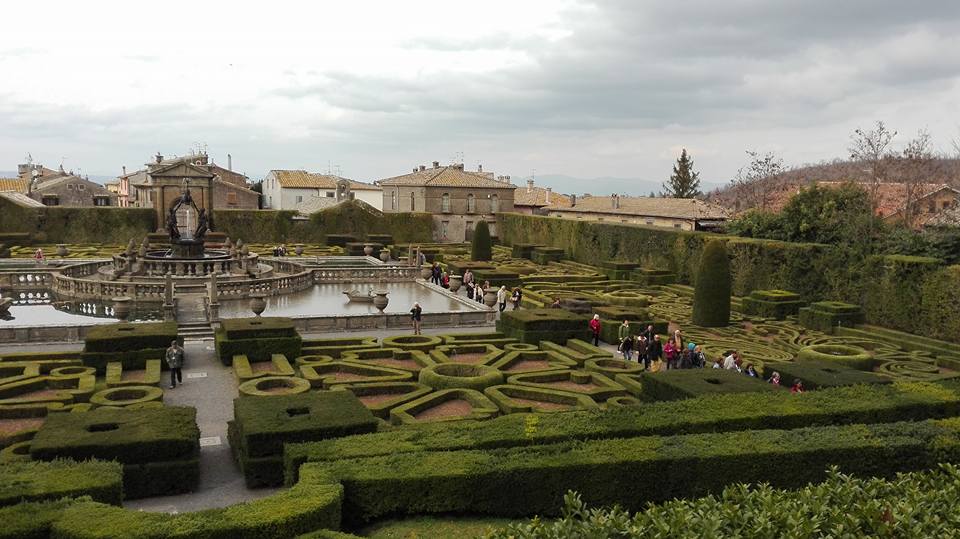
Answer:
[431,263,442,285]
[635,335,649,367]
[618,320,632,360]
[589,314,602,347]
[165,340,184,389]
[511,288,522,310]
[642,324,655,345]
[647,334,663,371]
[463,269,474,296]
[441,271,450,289]
[693,345,707,369]
[663,340,676,370]
[34,248,45,266]
[410,302,422,335]
[475,281,485,304]
[497,285,507,312]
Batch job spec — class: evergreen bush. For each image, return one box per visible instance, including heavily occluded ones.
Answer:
[471,220,492,261]
[691,240,731,327]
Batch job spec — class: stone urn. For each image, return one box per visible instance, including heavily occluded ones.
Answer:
[449,274,462,293]
[250,294,267,317]
[483,288,498,308]
[56,244,69,257]
[379,249,390,262]
[363,244,375,256]
[294,244,304,256]
[420,267,433,280]
[373,290,389,312]
[112,296,132,321]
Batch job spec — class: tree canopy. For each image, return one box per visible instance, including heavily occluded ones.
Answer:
[662,149,702,198]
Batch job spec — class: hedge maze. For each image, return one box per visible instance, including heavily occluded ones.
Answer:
[6,238,960,537]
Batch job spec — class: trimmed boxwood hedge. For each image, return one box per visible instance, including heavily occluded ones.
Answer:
[216,318,302,365]
[389,388,500,425]
[302,418,960,523]
[691,240,731,327]
[0,459,123,507]
[798,301,865,333]
[741,289,804,320]
[797,344,874,370]
[84,322,179,353]
[285,380,960,485]
[637,369,782,401]
[773,360,891,390]
[496,308,591,344]
[418,364,504,391]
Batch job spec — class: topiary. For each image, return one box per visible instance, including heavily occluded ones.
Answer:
[691,240,731,327]
[471,220,492,261]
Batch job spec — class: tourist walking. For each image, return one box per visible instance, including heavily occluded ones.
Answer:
[768,371,781,386]
[642,324,655,345]
[441,271,450,289]
[409,302,422,335]
[589,314,602,347]
[647,334,663,370]
[417,248,427,268]
[431,263,442,285]
[165,340,184,389]
[693,345,707,369]
[511,288,522,310]
[463,269,474,295]
[664,340,676,370]
[790,380,805,394]
[550,297,562,309]
[497,285,508,313]
[618,320,632,360]
[679,343,695,369]
[34,248,45,265]
[744,364,759,377]
[635,335,649,367]
[723,350,740,371]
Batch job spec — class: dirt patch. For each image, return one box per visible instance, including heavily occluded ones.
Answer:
[250,362,277,374]
[503,360,553,372]
[0,417,44,436]
[121,370,146,382]
[358,393,404,407]
[445,353,488,364]
[542,380,601,392]
[509,397,571,411]
[330,371,367,382]
[414,399,473,420]
[371,358,419,370]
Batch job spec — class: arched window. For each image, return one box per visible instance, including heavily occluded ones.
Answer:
[491,194,499,213]
[441,193,451,213]
[467,194,476,213]
[410,192,416,211]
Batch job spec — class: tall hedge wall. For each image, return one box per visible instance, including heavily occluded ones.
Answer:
[215,201,433,244]
[0,198,155,244]
[497,213,960,343]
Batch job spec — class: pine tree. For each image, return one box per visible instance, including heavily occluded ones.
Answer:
[662,148,702,198]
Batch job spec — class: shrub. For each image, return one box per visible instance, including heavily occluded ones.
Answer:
[233,354,296,382]
[215,317,302,365]
[740,289,804,320]
[507,370,626,401]
[238,376,312,397]
[496,309,591,344]
[83,322,178,353]
[691,240,731,327]
[389,389,500,425]
[510,243,542,259]
[105,360,162,388]
[230,392,377,487]
[299,362,412,390]
[483,384,599,414]
[797,344,874,370]
[530,247,565,265]
[773,360,891,390]
[285,381,960,485]
[0,460,122,507]
[419,364,504,391]
[798,301,866,333]
[471,220,493,261]
[331,382,433,419]
[637,369,782,401]
[301,419,960,523]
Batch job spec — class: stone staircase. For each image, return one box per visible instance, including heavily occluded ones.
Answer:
[178,321,214,340]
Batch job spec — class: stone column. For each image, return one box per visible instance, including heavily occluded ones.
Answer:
[207,272,219,322]
[162,273,176,321]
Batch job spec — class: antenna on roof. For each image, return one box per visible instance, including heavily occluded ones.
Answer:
[25,153,33,165]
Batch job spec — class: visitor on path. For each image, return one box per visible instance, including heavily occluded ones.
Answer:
[417,248,427,268]
[693,345,707,369]
[619,321,634,361]
[463,269,474,290]
[511,288,522,310]
[673,329,683,352]
[635,335,649,366]
[744,364,759,377]
[441,271,450,289]
[497,286,508,312]
[410,302,422,335]
[550,297,562,309]
[647,334,663,370]
[618,320,632,360]
[664,340,676,370]
[642,325,655,345]
[34,248,45,265]
[165,340,184,389]
[768,371,781,386]
[790,380,804,394]
[466,281,475,300]
[712,357,722,369]
[723,350,740,371]
[431,263,442,285]
[589,314,602,346]
[679,343,695,369]
[648,347,665,372]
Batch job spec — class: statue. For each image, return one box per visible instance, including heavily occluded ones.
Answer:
[166,208,180,240]
[195,209,209,240]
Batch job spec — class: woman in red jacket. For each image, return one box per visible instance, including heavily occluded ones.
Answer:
[589,314,602,346]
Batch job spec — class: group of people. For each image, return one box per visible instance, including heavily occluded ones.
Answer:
[496,285,522,312]
[271,245,289,257]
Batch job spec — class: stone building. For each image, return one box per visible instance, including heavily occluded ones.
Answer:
[122,152,260,213]
[12,162,117,207]
[262,170,382,211]
[378,161,516,241]
[546,194,729,231]
[513,178,571,215]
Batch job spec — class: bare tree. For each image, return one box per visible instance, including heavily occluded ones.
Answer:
[952,126,960,158]
[848,121,897,214]
[732,150,785,211]
[897,129,935,228]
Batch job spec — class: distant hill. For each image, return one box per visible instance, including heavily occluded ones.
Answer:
[512,173,723,197]
[707,158,960,212]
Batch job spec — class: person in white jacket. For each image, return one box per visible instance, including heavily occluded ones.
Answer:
[496,285,507,313]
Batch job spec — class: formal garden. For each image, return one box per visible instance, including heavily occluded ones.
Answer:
[2,210,960,537]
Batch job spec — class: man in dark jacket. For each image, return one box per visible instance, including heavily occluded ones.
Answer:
[646,334,663,371]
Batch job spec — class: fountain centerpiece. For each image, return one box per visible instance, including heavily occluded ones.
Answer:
[163,184,212,259]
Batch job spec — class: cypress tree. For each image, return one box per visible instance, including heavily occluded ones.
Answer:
[662,148,702,198]
[691,240,731,327]
[471,220,492,261]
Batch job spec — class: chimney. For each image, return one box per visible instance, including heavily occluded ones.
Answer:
[546,187,552,204]
[419,165,426,171]
[570,194,576,207]
[478,164,483,172]
[527,179,534,193]
[227,153,232,171]
[433,161,440,169]
[413,167,418,172]
[155,152,163,164]
[122,165,127,176]
[17,164,27,176]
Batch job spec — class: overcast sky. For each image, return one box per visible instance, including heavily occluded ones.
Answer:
[2,1,959,189]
